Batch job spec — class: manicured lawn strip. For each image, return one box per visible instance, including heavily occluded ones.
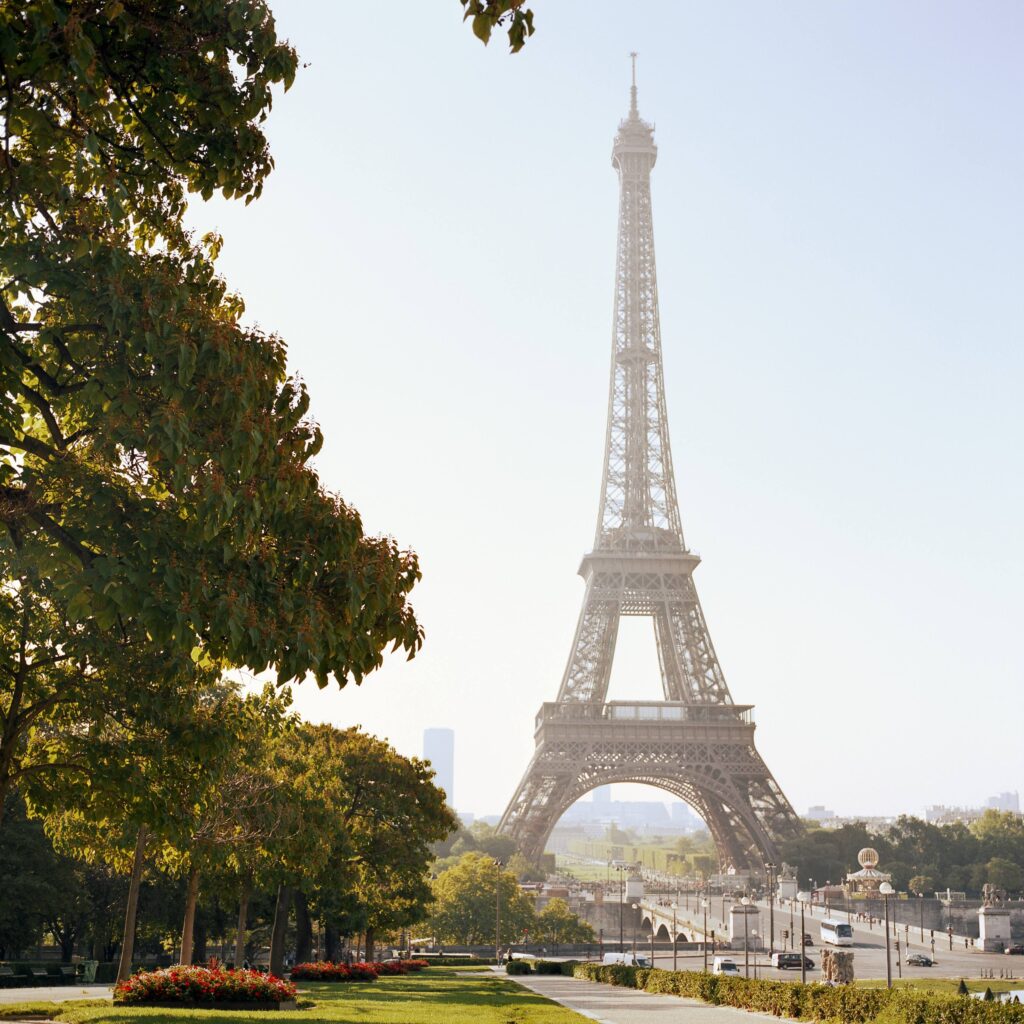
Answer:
[855,979,1022,994]
[11,971,590,1024]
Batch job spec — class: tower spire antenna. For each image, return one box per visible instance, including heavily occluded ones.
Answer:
[629,51,638,116]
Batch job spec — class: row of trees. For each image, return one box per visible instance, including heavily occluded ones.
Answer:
[780,813,1024,897]
[429,853,594,950]
[0,693,455,968]
[0,0,461,977]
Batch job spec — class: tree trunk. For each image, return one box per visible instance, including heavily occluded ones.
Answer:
[324,925,339,963]
[364,926,375,965]
[234,880,250,969]
[293,890,312,964]
[116,826,148,983]
[193,917,207,965]
[269,884,291,977]
[179,865,201,965]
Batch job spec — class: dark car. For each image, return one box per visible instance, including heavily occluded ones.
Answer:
[906,954,934,966]
[1005,945,1024,955]
[802,933,814,947]
[772,952,815,970]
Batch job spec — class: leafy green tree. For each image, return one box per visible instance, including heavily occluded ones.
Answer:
[535,898,594,953]
[431,852,536,946]
[460,0,535,52]
[507,852,546,883]
[907,875,935,896]
[0,791,60,957]
[984,858,1023,894]
[0,0,422,821]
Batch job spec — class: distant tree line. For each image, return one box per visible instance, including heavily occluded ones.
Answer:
[780,812,1024,897]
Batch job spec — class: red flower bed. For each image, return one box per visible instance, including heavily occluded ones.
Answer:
[114,966,296,1005]
[290,959,430,982]
[290,961,379,982]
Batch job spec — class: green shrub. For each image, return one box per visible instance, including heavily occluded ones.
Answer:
[505,960,532,975]
[533,961,564,975]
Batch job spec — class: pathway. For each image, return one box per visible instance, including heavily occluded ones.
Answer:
[0,985,112,1005]
[504,971,779,1024]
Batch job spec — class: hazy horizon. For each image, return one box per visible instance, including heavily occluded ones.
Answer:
[187,1,1023,826]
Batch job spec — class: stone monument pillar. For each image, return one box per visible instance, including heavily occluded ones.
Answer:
[978,886,1011,952]
[729,903,762,950]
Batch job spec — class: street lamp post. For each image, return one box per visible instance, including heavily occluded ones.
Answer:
[494,859,503,963]
[919,893,924,943]
[741,896,751,978]
[614,863,625,952]
[790,899,795,950]
[701,898,709,972]
[800,901,807,985]
[765,862,776,954]
[631,903,639,958]
[880,881,894,989]
[672,905,678,971]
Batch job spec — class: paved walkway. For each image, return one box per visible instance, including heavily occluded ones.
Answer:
[0,985,112,1005]
[505,972,778,1024]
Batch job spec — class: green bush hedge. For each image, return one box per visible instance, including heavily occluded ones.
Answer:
[505,960,532,975]
[571,964,1024,1024]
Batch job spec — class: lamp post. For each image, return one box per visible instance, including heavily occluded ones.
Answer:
[701,898,710,972]
[800,901,807,984]
[790,898,795,950]
[741,896,751,978]
[880,881,894,989]
[752,931,759,979]
[631,903,639,958]
[765,862,776,954]
[919,893,924,943]
[614,863,626,953]
[672,905,678,971]
[494,858,503,963]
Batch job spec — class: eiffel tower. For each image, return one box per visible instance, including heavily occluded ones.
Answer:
[499,59,802,872]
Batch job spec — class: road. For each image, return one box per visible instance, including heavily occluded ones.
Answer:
[633,895,1022,981]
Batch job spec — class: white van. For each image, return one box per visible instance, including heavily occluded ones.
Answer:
[712,957,741,976]
[602,952,652,968]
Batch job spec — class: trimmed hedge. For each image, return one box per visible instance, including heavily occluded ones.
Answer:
[571,964,1024,1024]
[505,960,533,975]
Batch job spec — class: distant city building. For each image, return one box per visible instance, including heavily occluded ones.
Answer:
[987,792,1020,813]
[552,795,702,835]
[423,728,454,806]
[806,805,836,822]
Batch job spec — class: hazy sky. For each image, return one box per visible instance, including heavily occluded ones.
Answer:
[187,1,1023,822]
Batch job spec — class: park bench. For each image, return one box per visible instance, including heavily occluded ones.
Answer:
[59,965,77,983]
[0,966,16,988]
[30,967,50,985]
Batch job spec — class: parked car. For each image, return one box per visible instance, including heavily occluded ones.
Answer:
[712,957,741,976]
[906,954,934,966]
[802,933,814,947]
[1005,945,1024,956]
[771,952,815,970]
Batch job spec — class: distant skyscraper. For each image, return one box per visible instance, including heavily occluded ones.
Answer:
[423,728,454,806]
[987,792,1020,813]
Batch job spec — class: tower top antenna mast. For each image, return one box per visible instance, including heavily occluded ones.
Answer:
[629,51,638,116]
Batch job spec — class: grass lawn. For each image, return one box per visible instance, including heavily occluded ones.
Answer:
[0,969,590,1024]
[854,978,1022,994]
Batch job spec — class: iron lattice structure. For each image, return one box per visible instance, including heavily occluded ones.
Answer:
[499,64,802,871]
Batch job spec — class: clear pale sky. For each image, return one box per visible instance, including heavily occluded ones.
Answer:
[187,1,1023,822]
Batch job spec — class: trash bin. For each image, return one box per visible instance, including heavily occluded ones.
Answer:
[82,961,98,984]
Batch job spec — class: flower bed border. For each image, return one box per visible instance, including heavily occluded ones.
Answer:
[115,1000,297,1012]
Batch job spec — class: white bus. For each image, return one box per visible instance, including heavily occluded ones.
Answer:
[820,918,854,947]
